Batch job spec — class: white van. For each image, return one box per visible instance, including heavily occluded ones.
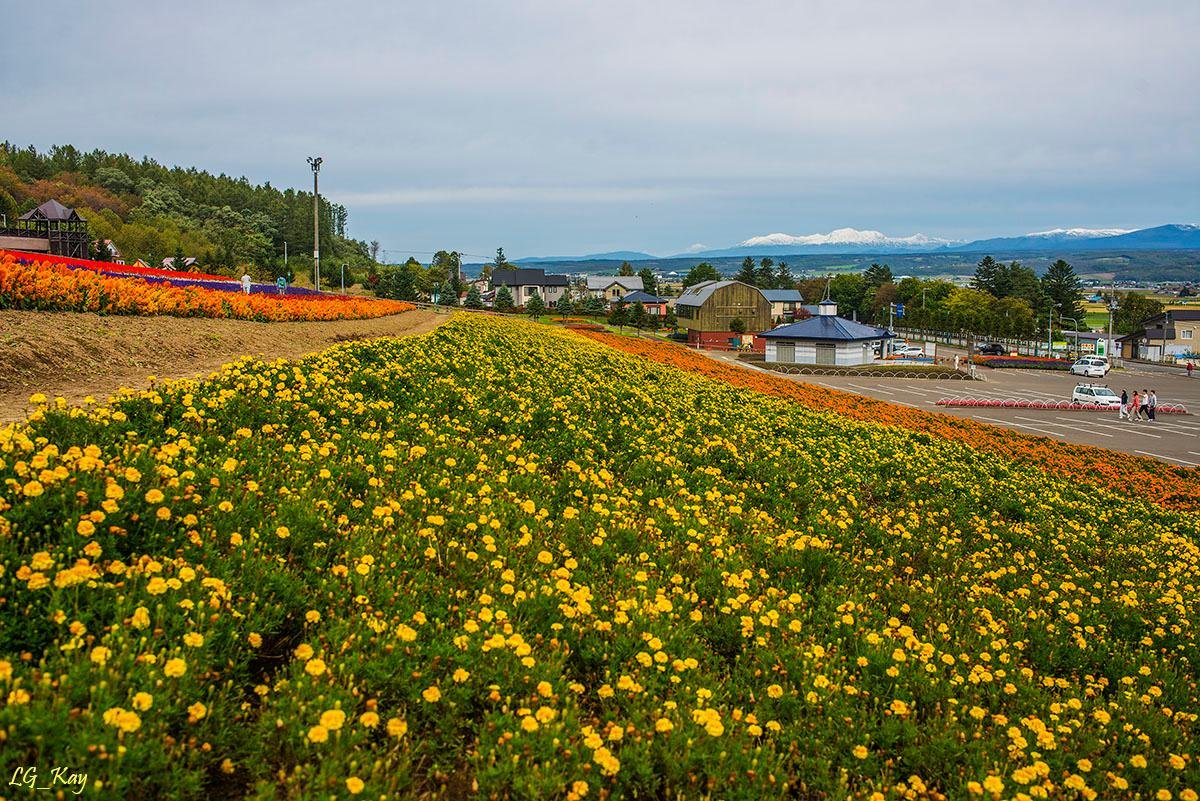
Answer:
[1069,356,1110,378]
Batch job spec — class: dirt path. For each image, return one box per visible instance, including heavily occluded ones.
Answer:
[0,309,447,421]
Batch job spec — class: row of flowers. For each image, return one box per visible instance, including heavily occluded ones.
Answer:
[0,249,324,297]
[0,316,1196,800]
[0,255,413,322]
[569,328,1200,510]
[971,355,1073,370]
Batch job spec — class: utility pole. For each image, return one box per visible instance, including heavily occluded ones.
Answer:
[1107,295,1119,365]
[283,241,288,273]
[307,156,322,291]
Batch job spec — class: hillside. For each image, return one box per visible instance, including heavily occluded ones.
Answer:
[1,316,1197,800]
[0,143,376,282]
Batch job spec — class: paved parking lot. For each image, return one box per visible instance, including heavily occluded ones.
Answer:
[722,350,1200,467]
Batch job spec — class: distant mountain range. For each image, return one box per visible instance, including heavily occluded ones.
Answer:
[515,250,656,264]
[511,224,1200,263]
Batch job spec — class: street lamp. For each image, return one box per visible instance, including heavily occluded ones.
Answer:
[1106,296,1119,365]
[307,156,322,292]
[341,263,347,294]
[1059,315,1080,357]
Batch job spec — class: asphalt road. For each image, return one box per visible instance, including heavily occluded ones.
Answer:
[718,349,1200,467]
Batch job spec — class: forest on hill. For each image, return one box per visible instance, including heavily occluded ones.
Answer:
[0,143,376,282]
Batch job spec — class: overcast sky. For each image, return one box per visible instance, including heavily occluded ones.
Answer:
[6,1,1198,259]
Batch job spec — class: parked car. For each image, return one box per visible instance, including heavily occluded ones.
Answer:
[977,343,1006,356]
[893,345,926,358]
[1069,355,1110,377]
[1072,383,1121,408]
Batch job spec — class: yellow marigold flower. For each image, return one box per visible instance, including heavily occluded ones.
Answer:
[396,624,417,642]
[307,725,329,743]
[183,632,205,647]
[422,685,441,703]
[90,646,111,665]
[320,709,346,730]
[305,659,326,677]
[1093,709,1111,725]
[155,506,171,521]
[537,680,553,697]
[221,457,238,472]
[131,607,150,629]
[387,717,408,737]
[767,684,783,699]
[1179,790,1197,801]
[294,643,314,660]
[8,689,31,705]
[537,550,553,564]
[275,526,290,539]
[1131,755,1148,769]
[124,467,141,482]
[346,777,364,795]
[144,489,164,504]
[1156,791,1171,801]
[853,745,869,759]
[0,660,12,681]
[521,716,540,732]
[76,520,95,537]
[983,775,1004,795]
[891,648,907,662]
[29,392,47,404]
[452,668,470,683]
[1169,754,1186,770]
[248,632,263,648]
[889,699,910,716]
[535,706,556,723]
[163,658,187,678]
[188,701,207,722]
[23,480,45,497]
[656,717,674,733]
[305,610,321,623]
[132,692,153,711]
[360,711,380,728]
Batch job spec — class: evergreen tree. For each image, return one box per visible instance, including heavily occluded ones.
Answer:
[525,294,546,318]
[495,285,515,312]
[172,244,187,272]
[729,317,747,334]
[1113,292,1163,335]
[376,266,417,301]
[494,247,508,269]
[1003,261,1045,309]
[734,257,758,285]
[863,263,893,290]
[1041,259,1085,323]
[630,301,648,331]
[583,295,605,318]
[618,261,634,277]
[464,285,484,309]
[775,261,795,290]
[637,267,658,296]
[557,294,574,319]
[437,282,458,306]
[608,300,629,329]
[663,308,678,331]
[972,255,1000,295]
[683,262,721,287]
[755,257,776,288]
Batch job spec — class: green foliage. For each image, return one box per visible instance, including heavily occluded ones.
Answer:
[734,257,757,285]
[0,142,374,280]
[556,294,574,318]
[608,300,628,329]
[494,247,508,268]
[618,261,634,277]
[637,267,658,296]
[629,301,648,330]
[464,285,484,309]
[375,266,418,301]
[1113,292,1165,334]
[729,317,747,334]
[1041,259,1085,324]
[495,285,515,313]
[683,262,721,288]
[525,294,546,317]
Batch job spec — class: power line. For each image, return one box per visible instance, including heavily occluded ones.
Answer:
[379,248,494,261]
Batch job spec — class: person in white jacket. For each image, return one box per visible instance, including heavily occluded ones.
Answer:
[240,273,252,294]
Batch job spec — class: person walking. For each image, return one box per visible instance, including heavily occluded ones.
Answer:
[240,272,252,295]
[1130,390,1141,422]
[1147,389,1158,422]
[1119,389,1129,420]
[1188,361,1195,379]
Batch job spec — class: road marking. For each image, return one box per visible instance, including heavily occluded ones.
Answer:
[1135,450,1199,466]
[847,383,895,396]
[1016,416,1113,437]
[1074,419,1163,438]
[972,414,1065,437]
[1139,422,1198,437]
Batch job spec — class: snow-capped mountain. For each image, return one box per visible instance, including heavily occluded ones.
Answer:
[948,225,1200,252]
[739,228,954,248]
[1023,227,1133,239]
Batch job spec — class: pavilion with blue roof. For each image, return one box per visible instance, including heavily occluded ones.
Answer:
[759,300,894,365]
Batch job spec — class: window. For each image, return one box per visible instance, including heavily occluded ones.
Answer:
[1183,329,1193,340]
[676,305,695,319]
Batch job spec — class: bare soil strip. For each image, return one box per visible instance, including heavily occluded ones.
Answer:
[0,309,446,421]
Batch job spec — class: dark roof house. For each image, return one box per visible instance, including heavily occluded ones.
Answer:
[492,268,570,287]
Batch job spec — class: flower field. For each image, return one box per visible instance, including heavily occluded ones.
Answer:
[571,329,1200,511]
[0,254,413,322]
[1,316,1198,800]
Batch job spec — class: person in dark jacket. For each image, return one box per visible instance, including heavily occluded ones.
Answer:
[1119,389,1129,420]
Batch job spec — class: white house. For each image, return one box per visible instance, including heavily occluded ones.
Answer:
[586,275,643,300]
[492,268,570,306]
[760,300,893,366]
